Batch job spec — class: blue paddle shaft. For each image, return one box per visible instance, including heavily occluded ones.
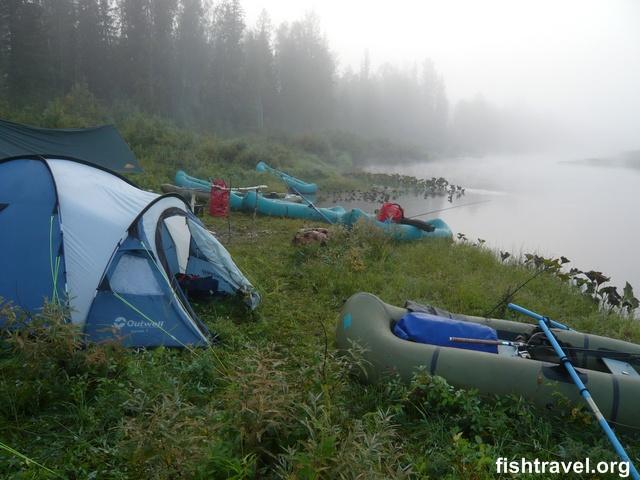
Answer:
[508,303,639,480]
[507,303,571,330]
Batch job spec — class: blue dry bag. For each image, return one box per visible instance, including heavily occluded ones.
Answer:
[393,312,498,354]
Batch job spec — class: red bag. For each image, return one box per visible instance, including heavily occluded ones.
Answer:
[209,179,229,217]
[376,202,404,222]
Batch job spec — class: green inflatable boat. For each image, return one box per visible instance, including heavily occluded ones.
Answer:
[337,292,640,429]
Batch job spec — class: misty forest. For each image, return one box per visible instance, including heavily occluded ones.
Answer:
[1,1,640,479]
[0,0,552,154]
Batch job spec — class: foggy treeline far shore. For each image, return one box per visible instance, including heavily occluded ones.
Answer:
[1,0,558,155]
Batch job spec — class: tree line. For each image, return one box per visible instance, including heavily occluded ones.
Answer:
[0,0,552,154]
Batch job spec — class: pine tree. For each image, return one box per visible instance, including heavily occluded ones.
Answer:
[149,0,177,114]
[76,0,115,98]
[118,0,152,105]
[0,2,9,96]
[244,9,277,130]
[42,0,77,97]
[208,0,246,130]
[174,0,207,123]
[276,13,335,132]
[6,0,49,102]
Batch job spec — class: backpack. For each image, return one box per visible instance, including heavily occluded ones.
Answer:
[376,202,404,222]
[209,179,229,217]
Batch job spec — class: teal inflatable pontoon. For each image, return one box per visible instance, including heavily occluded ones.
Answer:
[341,209,452,241]
[175,170,244,209]
[256,161,318,195]
[176,170,452,240]
[240,191,451,241]
[175,170,210,191]
[241,191,345,223]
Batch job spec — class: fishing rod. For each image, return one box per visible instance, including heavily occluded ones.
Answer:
[483,266,556,319]
[407,199,492,219]
[288,185,335,225]
[449,337,526,348]
[508,302,640,480]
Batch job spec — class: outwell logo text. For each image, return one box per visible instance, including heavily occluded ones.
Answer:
[113,317,165,329]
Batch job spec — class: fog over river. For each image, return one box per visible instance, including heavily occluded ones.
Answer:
[356,154,639,291]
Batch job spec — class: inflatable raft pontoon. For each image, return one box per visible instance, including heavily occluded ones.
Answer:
[337,292,640,429]
[175,170,452,240]
[239,191,452,240]
[256,161,318,194]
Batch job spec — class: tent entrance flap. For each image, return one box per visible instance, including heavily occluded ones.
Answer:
[85,240,210,347]
[152,208,261,309]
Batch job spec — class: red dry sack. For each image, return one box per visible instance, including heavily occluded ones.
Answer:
[209,179,229,217]
[376,202,404,222]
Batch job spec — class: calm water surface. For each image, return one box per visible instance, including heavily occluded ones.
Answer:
[345,154,640,291]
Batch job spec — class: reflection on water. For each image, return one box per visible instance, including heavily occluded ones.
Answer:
[338,154,640,290]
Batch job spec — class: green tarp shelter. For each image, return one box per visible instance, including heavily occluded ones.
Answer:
[0,119,141,172]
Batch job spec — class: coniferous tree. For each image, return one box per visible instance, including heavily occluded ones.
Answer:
[208,0,246,130]
[76,0,115,98]
[149,0,177,114]
[276,13,335,132]
[119,0,152,105]
[6,0,49,102]
[42,0,76,97]
[175,0,207,124]
[0,1,9,96]
[244,10,277,130]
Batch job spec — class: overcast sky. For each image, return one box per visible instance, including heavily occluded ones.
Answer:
[243,0,640,152]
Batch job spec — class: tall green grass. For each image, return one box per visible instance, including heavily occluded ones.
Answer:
[2,215,637,479]
[0,90,638,478]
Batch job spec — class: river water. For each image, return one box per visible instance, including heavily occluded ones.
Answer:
[348,153,640,291]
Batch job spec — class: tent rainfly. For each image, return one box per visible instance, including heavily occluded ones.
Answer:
[0,156,260,347]
[0,119,142,172]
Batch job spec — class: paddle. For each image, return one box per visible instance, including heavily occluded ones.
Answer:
[508,302,639,480]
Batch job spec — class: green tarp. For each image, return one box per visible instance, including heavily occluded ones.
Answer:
[0,119,141,173]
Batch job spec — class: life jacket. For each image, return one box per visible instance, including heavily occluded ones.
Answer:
[376,202,404,222]
[209,179,229,217]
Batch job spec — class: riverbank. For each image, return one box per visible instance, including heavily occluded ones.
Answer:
[1,104,639,478]
[2,217,640,478]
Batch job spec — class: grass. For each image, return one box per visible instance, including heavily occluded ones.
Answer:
[1,213,639,479]
[1,91,639,478]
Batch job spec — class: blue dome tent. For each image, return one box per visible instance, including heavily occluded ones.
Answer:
[0,155,260,347]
